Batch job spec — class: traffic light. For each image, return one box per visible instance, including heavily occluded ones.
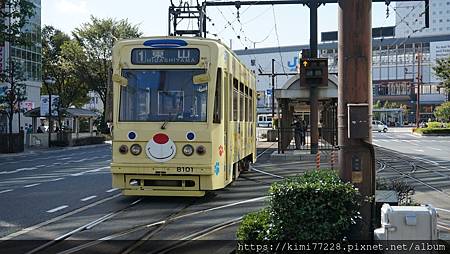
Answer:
[299,58,328,87]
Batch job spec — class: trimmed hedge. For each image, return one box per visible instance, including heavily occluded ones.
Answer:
[237,209,269,241]
[414,128,450,135]
[237,170,361,241]
[267,170,361,240]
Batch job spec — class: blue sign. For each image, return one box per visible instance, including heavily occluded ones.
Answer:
[131,48,200,65]
[266,89,272,96]
[214,161,220,176]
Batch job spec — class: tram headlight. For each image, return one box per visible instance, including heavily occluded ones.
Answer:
[119,144,128,154]
[196,145,206,155]
[182,144,194,156]
[130,144,142,155]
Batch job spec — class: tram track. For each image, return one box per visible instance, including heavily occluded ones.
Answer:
[375,146,450,237]
[375,147,450,197]
[17,144,279,254]
[34,196,266,254]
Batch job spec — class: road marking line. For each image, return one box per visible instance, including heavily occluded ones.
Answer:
[87,166,110,173]
[70,172,85,177]
[36,165,46,168]
[413,149,425,152]
[430,147,442,151]
[1,193,122,240]
[81,195,97,202]
[24,183,41,188]
[49,178,64,182]
[0,189,13,194]
[46,205,68,213]
[106,188,118,193]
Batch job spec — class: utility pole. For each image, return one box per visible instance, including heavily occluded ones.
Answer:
[338,0,374,240]
[271,58,275,119]
[416,47,422,127]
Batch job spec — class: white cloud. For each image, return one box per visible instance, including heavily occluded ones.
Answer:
[56,0,88,14]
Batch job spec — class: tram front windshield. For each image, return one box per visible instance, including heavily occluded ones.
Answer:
[120,69,208,122]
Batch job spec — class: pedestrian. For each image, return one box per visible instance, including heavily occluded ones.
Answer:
[37,124,44,133]
[300,119,306,146]
[292,117,304,149]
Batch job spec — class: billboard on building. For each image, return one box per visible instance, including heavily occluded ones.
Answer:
[430,41,450,82]
[20,101,35,112]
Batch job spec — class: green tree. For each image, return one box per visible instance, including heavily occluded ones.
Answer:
[72,16,142,131]
[373,100,382,120]
[433,56,450,93]
[0,0,35,142]
[41,26,89,129]
[434,102,450,122]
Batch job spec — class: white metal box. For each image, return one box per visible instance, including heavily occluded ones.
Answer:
[374,204,438,240]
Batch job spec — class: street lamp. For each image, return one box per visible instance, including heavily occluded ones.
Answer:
[44,77,56,147]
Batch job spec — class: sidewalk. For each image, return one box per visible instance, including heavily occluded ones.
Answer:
[0,141,111,158]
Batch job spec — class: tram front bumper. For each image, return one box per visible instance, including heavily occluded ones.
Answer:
[111,164,210,196]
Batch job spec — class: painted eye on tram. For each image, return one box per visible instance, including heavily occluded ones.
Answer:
[130,144,142,155]
[182,144,194,156]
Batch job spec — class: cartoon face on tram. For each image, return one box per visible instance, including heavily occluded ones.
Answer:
[110,37,256,197]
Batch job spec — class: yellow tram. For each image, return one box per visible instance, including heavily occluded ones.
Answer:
[111,37,256,196]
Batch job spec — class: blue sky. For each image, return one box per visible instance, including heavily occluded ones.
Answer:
[42,0,396,49]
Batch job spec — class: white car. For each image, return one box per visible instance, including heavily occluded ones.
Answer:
[372,120,388,132]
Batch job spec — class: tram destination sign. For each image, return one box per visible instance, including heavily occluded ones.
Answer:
[131,48,200,65]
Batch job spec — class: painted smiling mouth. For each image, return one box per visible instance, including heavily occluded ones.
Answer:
[147,146,175,160]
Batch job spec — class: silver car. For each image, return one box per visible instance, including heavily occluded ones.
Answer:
[372,120,388,132]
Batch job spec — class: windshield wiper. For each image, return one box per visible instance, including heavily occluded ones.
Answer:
[161,112,171,130]
[161,113,179,130]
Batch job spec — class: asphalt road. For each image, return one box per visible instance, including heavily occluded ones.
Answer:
[0,145,115,237]
[372,129,450,161]
[0,143,320,253]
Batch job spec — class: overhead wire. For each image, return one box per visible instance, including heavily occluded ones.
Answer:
[271,5,288,76]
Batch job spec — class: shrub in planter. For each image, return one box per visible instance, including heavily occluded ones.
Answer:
[267,170,361,240]
[237,209,269,241]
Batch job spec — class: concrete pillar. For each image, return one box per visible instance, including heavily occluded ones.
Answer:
[89,118,94,136]
[75,117,79,139]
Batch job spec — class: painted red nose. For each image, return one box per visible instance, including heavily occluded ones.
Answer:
[153,133,169,144]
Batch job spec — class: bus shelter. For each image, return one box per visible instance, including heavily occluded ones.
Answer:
[274,75,339,153]
[23,107,98,147]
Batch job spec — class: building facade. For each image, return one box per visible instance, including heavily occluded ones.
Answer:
[396,0,450,38]
[0,0,42,133]
[235,34,449,125]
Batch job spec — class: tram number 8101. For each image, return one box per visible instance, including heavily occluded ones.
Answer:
[177,167,194,173]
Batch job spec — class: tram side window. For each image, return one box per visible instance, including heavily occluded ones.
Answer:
[245,87,249,122]
[233,79,238,121]
[213,69,222,123]
[248,89,253,122]
[240,83,245,121]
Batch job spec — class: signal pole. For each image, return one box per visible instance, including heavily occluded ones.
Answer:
[272,59,275,119]
[308,0,319,154]
[416,48,422,127]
